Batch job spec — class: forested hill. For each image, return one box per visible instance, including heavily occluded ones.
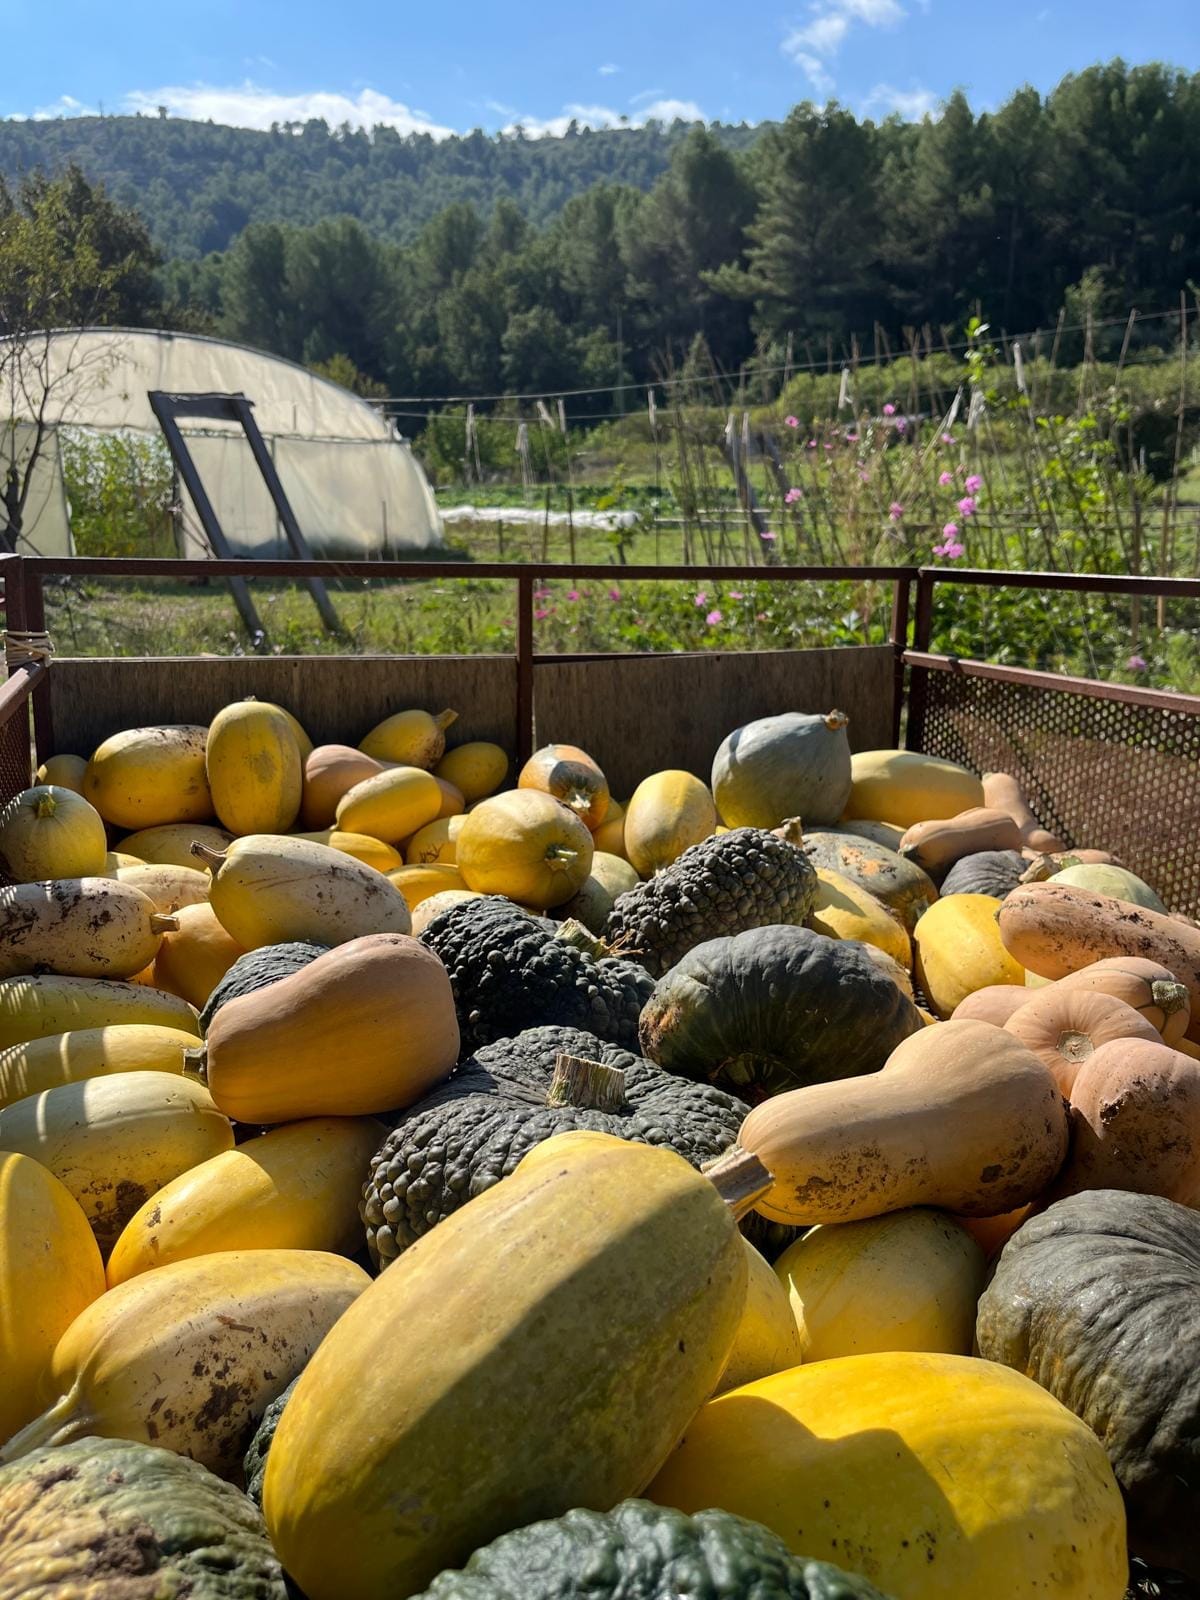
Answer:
[0,113,764,256]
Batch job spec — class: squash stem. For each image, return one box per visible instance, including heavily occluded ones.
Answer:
[183,1045,209,1082]
[190,843,226,869]
[33,793,57,818]
[435,709,459,731]
[774,817,805,847]
[0,1389,87,1465]
[149,914,180,935]
[555,919,614,961]
[1153,980,1189,1018]
[548,1053,628,1112]
[703,1145,774,1220]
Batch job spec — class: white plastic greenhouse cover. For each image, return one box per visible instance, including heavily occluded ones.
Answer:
[0,328,444,558]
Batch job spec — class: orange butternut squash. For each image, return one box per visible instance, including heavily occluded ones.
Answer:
[1051,956,1190,1045]
[1004,987,1160,1096]
[982,771,1067,854]
[300,744,385,829]
[950,984,1032,1027]
[898,807,1023,880]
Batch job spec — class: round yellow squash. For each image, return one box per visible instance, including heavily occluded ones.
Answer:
[0,785,108,882]
[206,700,303,836]
[0,974,200,1050]
[0,1023,199,1111]
[35,753,88,794]
[647,1351,1127,1600]
[151,901,246,1009]
[456,790,593,908]
[106,1116,386,1285]
[434,741,509,803]
[914,893,1026,1017]
[0,1151,105,1446]
[359,707,458,768]
[808,867,912,968]
[335,766,444,845]
[715,1239,804,1396]
[623,771,717,877]
[84,725,212,830]
[773,1208,986,1362]
[844,750,985,830]
[404,814,466,865]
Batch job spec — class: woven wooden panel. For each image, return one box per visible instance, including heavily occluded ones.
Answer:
[914,667,1200,916]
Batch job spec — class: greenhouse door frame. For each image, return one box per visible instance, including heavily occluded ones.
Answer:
[147,389,340,645]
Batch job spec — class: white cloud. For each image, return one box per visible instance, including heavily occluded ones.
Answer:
[639,98,705,122]
[783,0,910,96]
[598,63,620,76]
[503,98,704,138]
[122,81,455,138]
[785,13,850,55]
[630,87,666,106]
[863,82,937,119]
[485,99,518,118]
[22,93,93,119]
[790,52,836,97]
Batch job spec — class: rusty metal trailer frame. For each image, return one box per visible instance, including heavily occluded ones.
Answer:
[3,553,1199,910]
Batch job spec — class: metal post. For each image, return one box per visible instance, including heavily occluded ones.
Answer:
[24,570,54,760]
[516,571,535,767]
[906,568,936,752]
[889,573,912,747]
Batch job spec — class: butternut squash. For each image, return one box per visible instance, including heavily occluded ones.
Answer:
[83,725,212,830]
[645,1353,1127,1600]
[518,744,610,831]
[404,813,466,865]
[335,765,443,844]
[845,750,984,830]
[201,932,458,1123]
[1004,987,1160,1095]
[0,878,176,981]
[0,1071,234,1256]
[1053,1037,1200,1205]
[457,790,593,909]
[0,1023,198,1110]
[106,1116,385,1284]
[0,1249,370,1477]
[807,867,911,968]
[262,1132,756,1600]
[150,902,246,1009]
[898,806,1023,880]
[114,863,210,914]
[434,741,509,802]
[300,743,385,829]
[738,1019,1068,1225]
[116,822,233,870]
[773,1208,985,1361]
[194,834,411,948]
[387,863,468,911]
[623,770,717,877]
[360,707,458,768]
[999,882,1200,1038]
[954,1204,1033,1259]
[981,771,1067,854]
[205,699,303,835]
[1051,955,1190,1045]
[290,829,403,873]
[951,983,1032,1027]
[0,785,108,882]
[35,753,87,794]
[913,893,1025,1017]
[0,973,200,1048]
[715,1239,804,1396]
[433,777,466,818]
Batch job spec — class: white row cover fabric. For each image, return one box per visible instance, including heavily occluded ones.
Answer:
[0,328,444,558]
[0,422,72,556]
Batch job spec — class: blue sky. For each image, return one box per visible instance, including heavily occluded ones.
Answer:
[3,0,1197,133]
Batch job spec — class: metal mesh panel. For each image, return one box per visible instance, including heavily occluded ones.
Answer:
[0,697,32,808]
[913,666,1200,916]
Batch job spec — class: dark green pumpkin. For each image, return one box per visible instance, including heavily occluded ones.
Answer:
[638,925,924,1101]
[411,1499,893,1600]
[977,1189,1200,1578]
[243,1377,299,1508]
[0,1436,286,1598]
[940,849,1027,899]
[802,832,937,932]
[200,941,328,1031]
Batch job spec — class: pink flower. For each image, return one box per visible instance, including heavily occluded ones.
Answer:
[785,487,802,504]
[957,496,976,517]
[533,586,551,599]
[942,521,960,540]
[566,588,580,601]
[824,442,834,451]
[858,470,869,482]
[895,418,908,433]
[807,439,817,449]
[706,610,723,626]
[760,530,778,541]
[694,590,708,607]
[785,415,800,428]
[608,587,621,602]
[1128,654,1148,671]
[883,403,896,416]
[932,538,965,559]
[534,607,551,620]
[756,611,768,621]
[729,590,744,599]
[938,471,954,487]
[965,473,982,493]
[941,432,955,445]
[846,431,859,443]
[888,502,904,521]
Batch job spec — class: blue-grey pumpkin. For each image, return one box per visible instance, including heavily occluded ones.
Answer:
[712,710,852,830]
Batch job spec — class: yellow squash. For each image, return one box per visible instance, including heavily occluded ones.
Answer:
[409,888,481,935]
[844,750,985,830]
[335,765,444,844]
[0,1071,234,1257]
[35,753,88,793]
[0,974,200,1049]
[914,892,1025,1016]
[263,1132,752,1600]
[106,1116,385,1284]
[404,813,466,865]
[0,1249,370,1478]
[0,785,108,882]
[290,829,403,873]
[0,1152,105,1445]
[261,702,313,760]
[0,878,177,981]
[773,1208,986,1362]
[647,1352,1126,1600]
[623,770,717,877]
[434,741,509,803]
[195,834,411,948]
[388,863,467,910]
[359,707,458,768]
[114,862,210,914]
[117,822,233,869]
[102,850,146,874]
[0,1023,199,1110]
[206,699,303,835]
[456,789,593,909]
[83,724,212,830]
[148,901,245,1009]
[300,744,385,829]
[808,867,912,968]
[591,796,628,859]
[715,1239,804,1396]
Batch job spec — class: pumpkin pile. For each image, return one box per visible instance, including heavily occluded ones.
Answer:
[2,697,1198,1600]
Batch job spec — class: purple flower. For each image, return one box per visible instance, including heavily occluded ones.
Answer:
[888,501,904,521]
[706,609,723,626]
[760,529,778,541]
[785,487,803,504]
[785,415,800,428]
[566,588,580,601]
[941,432,956,445]
[608,587,621,602]
[883,403,896,416]
[694,590,708,608]
[933,538,965,559]
[938,471,954,487]
[824,442,834,451]
[807,439,817,449]
[965,473,983,493]
[846,430,860,443]
[1128,654,1148,671]
[534,607,551,620]
[533,586,551,599]
[942,521,960,540]
[729,590,744,599]
[858,470,869,483]
[895,417,908,434]
[957,496,977,517]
